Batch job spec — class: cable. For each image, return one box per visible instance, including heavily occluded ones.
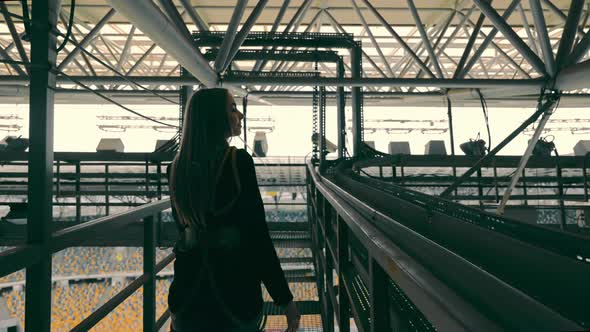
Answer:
[56,0,75,53]
[52,30,179,105]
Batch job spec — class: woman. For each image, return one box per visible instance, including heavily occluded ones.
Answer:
[167,88,301,332]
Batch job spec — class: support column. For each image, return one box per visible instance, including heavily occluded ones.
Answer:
[350,43,363,157]
[242,96,248,149]
[319,87,327,172]
[336,59,346,158]
[25,1,60,331]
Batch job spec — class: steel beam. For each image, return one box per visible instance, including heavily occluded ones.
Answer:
[125,44,157,76]
[361,0,435,78]
[252,0,290,71]
[518,3,539,55]
[473,0,546,75]
[541,0,586,38]
[458,0,521,79]
[337,60,346,158]
[57,8,116,72]
[497,103,555,215]
[529,0,557,76]
[351,0,395,77]
[107,0,217,87]
[116,26,135,71]
[351,45,362,157]
[214,0,249,73]
[0,2,30,75]
[157,0,192,40]
[454,10,487,78]
[222,0,268,72]
[178,0,208,31]
[407,0,445,78]
[25,1,59,331]
[555,0,585,71]
[0,44,27,76]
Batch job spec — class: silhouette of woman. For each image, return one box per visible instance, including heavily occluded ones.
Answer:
[167,88,300,332]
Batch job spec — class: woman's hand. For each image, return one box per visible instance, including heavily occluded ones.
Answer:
[284,300,300,332]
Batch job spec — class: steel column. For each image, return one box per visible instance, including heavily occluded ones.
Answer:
[214,0,249,73]
[143,214,156,332]
[518,3,540,55]
[337,60,346,158]
[351,45,363,157]
[242,95,248,149]
[25,1,60,331]
[57,9,116,71]
[407,0,445,78]
[473,0,546,75]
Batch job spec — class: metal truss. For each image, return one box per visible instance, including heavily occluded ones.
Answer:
[0,1,589,105]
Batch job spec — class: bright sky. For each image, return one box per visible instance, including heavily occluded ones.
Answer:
[1,102,589,156]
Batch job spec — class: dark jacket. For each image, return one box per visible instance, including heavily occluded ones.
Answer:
[166,148,293,327]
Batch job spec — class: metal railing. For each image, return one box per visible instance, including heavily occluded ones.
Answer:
[306,161,589,331]
[0,199,174,331]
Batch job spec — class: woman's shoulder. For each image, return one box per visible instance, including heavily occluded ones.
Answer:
[234,148,253,162]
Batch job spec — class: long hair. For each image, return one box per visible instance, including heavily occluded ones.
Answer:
[169,88,233,230]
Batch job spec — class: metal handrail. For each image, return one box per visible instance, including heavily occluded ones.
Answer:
[307,161,586,331]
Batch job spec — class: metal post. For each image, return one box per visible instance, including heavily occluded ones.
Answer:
[455,11,486,78]
[178,0,209,31]
[25,1,60,331]
[143,214,156,332]
[369,258,391,332]
[319,86,327,172]
[76,162,81,222]
[243,95,248,149]
[337,216,350,332]
[351,44,363,157]
[337,59,346,158]
[156,162,162,200]
[556,163,566,230]
[497,99,557,214]
[105,164,110,215]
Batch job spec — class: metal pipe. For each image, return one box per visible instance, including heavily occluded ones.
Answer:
[472,0,546,75]
[157,0,192,40]
[214,0,249,73]
[541,0,586,38]
[555,0,585,70]
[458,0,521,79]
[116,26,135,71]
[497,104,555,214]
[222,0,269,72]
[569,32,590,65]
[178,0,209,31]
[0,75,546,89]
[529,0,556,76]
[407,0,445,78]
[106,0,217,87]
[57,9,116,71]
[361,0,435,78]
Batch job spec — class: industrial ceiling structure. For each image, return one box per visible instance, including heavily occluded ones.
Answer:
[0,0,588,106]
